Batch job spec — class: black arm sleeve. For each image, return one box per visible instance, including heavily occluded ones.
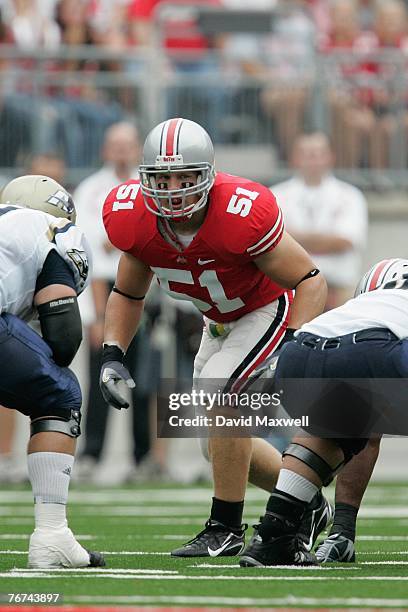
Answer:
[35,250,76,293]
[37,297,83,367]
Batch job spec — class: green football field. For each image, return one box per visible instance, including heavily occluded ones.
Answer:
[1,481,408,608]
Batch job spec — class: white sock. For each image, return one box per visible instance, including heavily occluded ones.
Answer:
[276,468,318,503]
[28,452,74,529]
[34,502,67,530]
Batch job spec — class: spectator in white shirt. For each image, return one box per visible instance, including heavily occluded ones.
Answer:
[74,121,154,482]
[271,132,368,309]
[3,0,60,49]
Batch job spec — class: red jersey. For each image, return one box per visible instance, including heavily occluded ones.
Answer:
[103,172,285,323]
[128,0,220,53]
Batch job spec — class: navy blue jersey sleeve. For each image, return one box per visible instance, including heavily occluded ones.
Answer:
[35,250,77,294]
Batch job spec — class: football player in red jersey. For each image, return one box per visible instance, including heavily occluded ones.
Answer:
[99,118,329,563]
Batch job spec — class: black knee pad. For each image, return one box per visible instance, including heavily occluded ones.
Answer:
[30,408,81,438]
[283,442,344,486]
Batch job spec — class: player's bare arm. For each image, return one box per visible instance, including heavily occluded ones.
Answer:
[104,252,153,352]
[255,231,327,328]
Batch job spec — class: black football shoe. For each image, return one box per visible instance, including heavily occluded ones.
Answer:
[171,519,247,558]
[240,533,317,567]
[315,533,356,562]
[298,491,334,552]
[240,511,317,567]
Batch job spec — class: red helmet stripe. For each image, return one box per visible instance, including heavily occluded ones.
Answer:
[165,118,183,156]
[368,259,392,291]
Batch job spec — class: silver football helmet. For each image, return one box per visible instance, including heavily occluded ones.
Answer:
[354,258,408,296]
[139,118,215,219]
[0,175,76,223]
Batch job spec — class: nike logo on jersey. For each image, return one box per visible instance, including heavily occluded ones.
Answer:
[198,258,215,265]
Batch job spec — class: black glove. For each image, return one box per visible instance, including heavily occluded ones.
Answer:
[99,344,135,410]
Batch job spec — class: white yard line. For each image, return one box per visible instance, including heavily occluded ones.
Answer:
[359,507,408,517]
[0,550,26,554]
[13,568,177,574]
[359,551,408,555]
[0,489,268,504]
[1,572,408,581]
[2,485,408,505]
[124,534,191,540]
[193,563,358,571]
[0,534,92,540]
[2,549,408,557]
[0,550,169,556]
[0,518,33,525]
[0,506,222,517]
[68,595,408,607]
[124,518,202,525]
[2,548,408,558]
[357,535,408,541]
[361,560,408,565]
[2,504,408,519]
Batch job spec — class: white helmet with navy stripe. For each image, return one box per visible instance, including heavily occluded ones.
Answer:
[0,175,76,223]
[354,258,408,296]
[139,117,215,219]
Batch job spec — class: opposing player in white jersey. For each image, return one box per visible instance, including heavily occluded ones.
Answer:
[241,259,408,566]
[0,175,104,569]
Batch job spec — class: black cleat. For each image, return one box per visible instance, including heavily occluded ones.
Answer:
[171,519,247,557]
[298,492,334,552]
[87,550,106,567]
[240,510,317,567]
[315,533,356,563]
[240,532,317,567]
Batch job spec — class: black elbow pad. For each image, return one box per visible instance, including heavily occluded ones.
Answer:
[37,296,83,367]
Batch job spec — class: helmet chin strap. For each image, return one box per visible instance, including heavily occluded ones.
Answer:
[142,170,215,221]
[171,215,191,224]
[176,192,208,220]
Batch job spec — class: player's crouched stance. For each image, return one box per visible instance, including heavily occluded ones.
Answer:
[100,117,332,561]
[240,259,408,566]
[0,176,104,569]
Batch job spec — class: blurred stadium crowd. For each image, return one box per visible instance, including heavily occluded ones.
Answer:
[0,0,406,485]
[0,0,408,182]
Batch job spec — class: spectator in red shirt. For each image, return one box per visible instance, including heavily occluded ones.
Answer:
[127,0,227,141]
[364,0,408,169]
[128,0,220,53]
[322,0,408,171]
[321,0,388,169]
[222,2,315,159]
